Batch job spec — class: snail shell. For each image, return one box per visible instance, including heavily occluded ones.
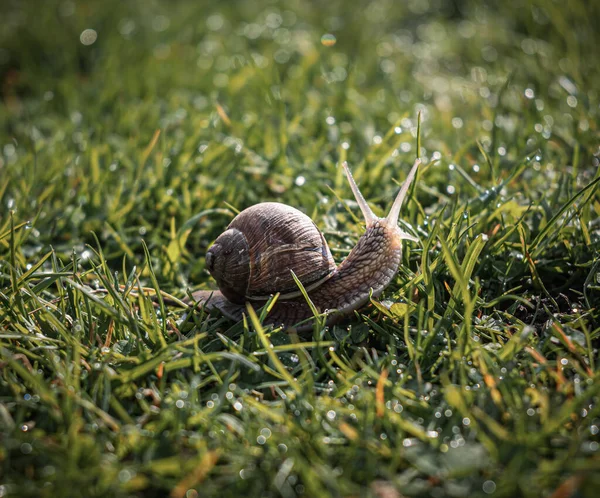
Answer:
[205,202,336,304]
[191,159,421,331]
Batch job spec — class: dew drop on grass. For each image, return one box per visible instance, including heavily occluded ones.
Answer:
[451,117,463,128]
[483,480,496,494]
[321,33,336,46]
[80,29,98,46]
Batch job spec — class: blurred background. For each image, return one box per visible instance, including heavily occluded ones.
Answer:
[0,0,598,286]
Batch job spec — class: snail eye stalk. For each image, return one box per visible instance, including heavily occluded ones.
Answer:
[386,158,421,228]
[342,161,377,227]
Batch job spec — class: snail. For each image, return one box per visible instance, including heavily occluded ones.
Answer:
[190,159,421,331]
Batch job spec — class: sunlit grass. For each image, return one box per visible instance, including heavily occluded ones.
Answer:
[1,0,599,497]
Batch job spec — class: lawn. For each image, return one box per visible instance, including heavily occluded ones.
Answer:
[1,0,599,496]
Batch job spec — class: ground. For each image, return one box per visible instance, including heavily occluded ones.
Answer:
[0,0,599,497]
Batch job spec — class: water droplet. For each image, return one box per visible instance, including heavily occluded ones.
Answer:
[483,480,496,494]
[321,34,337,47]
[451,117,463,129]
[118,469,132,482]
[80,29,98,46]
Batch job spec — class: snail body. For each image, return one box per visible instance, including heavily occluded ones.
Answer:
[191,160,421,331]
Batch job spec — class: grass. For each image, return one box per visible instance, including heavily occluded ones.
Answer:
[1,0,600,496]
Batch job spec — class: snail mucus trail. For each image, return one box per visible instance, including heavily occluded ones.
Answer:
[189,159,421,332]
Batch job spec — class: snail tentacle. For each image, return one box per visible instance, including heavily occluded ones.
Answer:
[342,161,377,226]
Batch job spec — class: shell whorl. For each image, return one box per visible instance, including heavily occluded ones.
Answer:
[205,202,336,304]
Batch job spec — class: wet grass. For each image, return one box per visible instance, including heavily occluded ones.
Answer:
[1,0,600,497]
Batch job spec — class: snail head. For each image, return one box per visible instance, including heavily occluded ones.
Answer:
[342,159,421,243]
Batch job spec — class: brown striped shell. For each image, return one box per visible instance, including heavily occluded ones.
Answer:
[205,202,336,304]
